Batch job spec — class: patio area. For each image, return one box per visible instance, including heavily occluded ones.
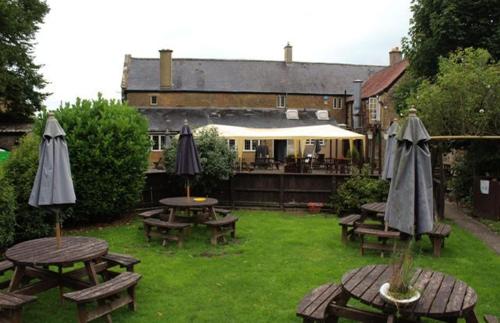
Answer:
[11,210,500,322]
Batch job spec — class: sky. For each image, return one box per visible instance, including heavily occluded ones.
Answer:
[34,0,413,109]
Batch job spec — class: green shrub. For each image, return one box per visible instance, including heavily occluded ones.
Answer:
[3,134,54,241]
[35,96,151,224]
[0,167,16,249]
[164,127,236,195]
[331,165,390,215]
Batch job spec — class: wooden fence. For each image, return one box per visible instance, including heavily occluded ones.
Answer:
[140,171,350,209]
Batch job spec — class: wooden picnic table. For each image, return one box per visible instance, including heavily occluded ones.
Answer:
[339,264,479,322]
[159,196,219,223]
[5,236,109,295]
[361,202,386,224]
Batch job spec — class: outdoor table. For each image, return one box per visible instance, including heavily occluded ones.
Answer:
[337,264,479,322]
[159,196,219,223]
[5,236,108,295]
[361,202,386,224]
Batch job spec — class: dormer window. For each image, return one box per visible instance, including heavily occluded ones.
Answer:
[150,95,158,106]
[276,95,286,108]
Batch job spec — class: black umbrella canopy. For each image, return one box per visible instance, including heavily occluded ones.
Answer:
[384,108,433,236]
[175,123,202,198]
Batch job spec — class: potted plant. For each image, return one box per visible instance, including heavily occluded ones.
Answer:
[379,246,421,306]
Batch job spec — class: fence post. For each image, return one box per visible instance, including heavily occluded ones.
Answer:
[279,174,284,210]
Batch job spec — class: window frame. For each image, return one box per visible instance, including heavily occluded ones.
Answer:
[276,95,286,108]
[227,139,237,151]
[150,95,158,106]
[243,139,261,151]
[368,97,381,123]
[150,134,166,151]
[305,139,325,146]
[332,97,343,109]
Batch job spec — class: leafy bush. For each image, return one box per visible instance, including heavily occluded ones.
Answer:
[164,127,236,195]
[3,134,54,241]
[30,97,151,224]
[0,167,16,249]
[331,165,390,215]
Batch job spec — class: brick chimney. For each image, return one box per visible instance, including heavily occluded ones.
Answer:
[389,47,402,66]
[284,42,292,64]
[159,49,173,88]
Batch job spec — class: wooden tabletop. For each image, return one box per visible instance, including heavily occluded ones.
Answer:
[341,264,478,318]
[5,236,108,266]
[159,196,218,208]
[361,202,386,215]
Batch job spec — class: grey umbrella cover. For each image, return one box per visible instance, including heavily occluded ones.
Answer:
[384,116,433,235]
[175,124,202,176]
[29,116,76,207]
[381,122,400,180]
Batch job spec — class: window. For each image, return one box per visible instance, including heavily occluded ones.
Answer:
[305,139,325,145]
[368,97,381,123]
[227,139,237,150]
[276,95,286,108]
[150,135,166,151]
[244,139,261,151]
[150,95,158,106]
[333,97,343,109]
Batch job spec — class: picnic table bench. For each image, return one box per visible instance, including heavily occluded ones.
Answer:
[485,314,499,323]
[203,215,238,245]
[296,283,344,322]
[428,223,452,257]
[143,218,192,247]
[338,214,361,244]
[101,253,140,273]
[138,208,164,219]
[0,292,37,323]
[64,271,141,323]
[353,227,401,256]
[0,260,14,290]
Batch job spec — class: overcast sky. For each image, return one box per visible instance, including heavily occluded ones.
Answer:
[34,0,413,109]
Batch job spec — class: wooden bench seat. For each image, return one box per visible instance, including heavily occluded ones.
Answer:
[214,208,231,217]
[484,314,499,323]
[296,283,343,322]
[138,208,164,219]
[338,214,361,244]
[427,223,452,257]
[0,292,37,323]
[0,260,14,290]
[63,272,141,323]
[203,215,238,245]
[354,227,401,256]
[101,253,140,272]
[143,218,192,247]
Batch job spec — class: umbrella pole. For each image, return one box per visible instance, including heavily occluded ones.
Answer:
[55,209,62,248]
[186,178,190,198]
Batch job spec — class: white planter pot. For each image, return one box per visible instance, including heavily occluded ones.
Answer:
[379,283,421,306]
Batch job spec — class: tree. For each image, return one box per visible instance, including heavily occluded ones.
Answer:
[403,0,500,79]
[164,127,236,195]
[0,0,49,122]
[408,48,500,136]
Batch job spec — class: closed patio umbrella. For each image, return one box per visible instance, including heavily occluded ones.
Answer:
[176,121,202,198]
[29,112,76,248]
[384,108,433,236]
[381,121,400,180]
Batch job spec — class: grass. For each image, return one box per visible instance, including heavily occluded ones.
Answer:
[20,210,500,322]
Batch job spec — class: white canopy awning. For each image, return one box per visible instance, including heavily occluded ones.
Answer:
[196,124,366,161]
[196,124,365,140]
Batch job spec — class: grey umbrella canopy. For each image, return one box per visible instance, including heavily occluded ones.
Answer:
[29,113,75,246]
[175,122,202,197]
[381,121,400,180]
[384,109,433,236]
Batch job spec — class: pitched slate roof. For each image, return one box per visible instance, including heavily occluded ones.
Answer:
[139,107,339,133]
[125,58,385,95]
[361,60,408,98]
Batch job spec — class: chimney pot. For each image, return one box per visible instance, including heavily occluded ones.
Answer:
[159,49,173,88]
[389,47,402,66]
[284,42,292,64]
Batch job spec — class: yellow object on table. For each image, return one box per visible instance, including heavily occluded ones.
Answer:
[193,197,206,202]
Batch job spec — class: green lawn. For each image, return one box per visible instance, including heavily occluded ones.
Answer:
[21,210,500,322]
